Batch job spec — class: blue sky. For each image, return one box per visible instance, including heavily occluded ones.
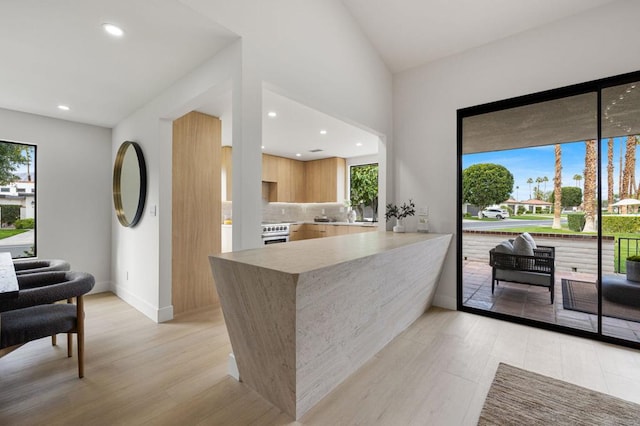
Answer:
[463,137,634,201]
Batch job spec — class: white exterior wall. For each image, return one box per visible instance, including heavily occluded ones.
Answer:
[393,1,640,309]
[0,108,112,292]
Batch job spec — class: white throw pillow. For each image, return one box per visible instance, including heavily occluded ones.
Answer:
[521,232,537,249]
[513,235,534,257]
[494,240,514,254]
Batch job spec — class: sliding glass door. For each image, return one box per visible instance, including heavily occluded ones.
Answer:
[600,80,640,342]
[458,70,640,348]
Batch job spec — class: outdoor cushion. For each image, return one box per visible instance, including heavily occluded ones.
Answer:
[521,232,537,249]
[513,234,535,257]
[494,240,514,254]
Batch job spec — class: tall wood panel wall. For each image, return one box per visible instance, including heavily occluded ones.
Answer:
[172,111,221,314]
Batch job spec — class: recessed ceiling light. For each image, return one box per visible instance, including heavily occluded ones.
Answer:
[295,153,302,157]
[102,23,124,37]
[356,142,363,147]
[261,145,265,149]
[267,111,277,118]
[320,130,327,135]
[57,105,70,111]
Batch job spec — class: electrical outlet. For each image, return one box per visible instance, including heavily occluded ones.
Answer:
[281,208,285,215]
[322,208,325,214]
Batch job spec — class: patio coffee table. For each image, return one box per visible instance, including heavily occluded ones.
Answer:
[601,275,640,308]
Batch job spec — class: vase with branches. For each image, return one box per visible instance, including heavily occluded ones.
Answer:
[385,199,416,232]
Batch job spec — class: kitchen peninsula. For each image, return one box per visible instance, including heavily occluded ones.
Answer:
[209,231,452,419]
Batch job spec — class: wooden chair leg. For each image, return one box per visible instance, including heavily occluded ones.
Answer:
[67,298,73,357]
[52,334,57,346]
[77,295,85,378]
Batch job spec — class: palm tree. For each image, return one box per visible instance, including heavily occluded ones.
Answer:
[526,177,533,199]
[552,144,562,229]
[543,176,549,193]
[607,138,614,213]
[583,140,597,232]
[573,173,582,188]
[535,177,543,200]
[621,135,637,212]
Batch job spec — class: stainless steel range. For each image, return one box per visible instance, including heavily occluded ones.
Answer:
[261,222,291,245]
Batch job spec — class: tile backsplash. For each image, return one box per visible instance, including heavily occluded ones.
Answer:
[263,202,348,223]
[223,201,365,223]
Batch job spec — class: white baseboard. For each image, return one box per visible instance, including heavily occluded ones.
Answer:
[113,283,173,323]
[228,353,240,381]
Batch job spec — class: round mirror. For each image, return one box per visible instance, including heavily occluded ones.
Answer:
[113,141,147,227]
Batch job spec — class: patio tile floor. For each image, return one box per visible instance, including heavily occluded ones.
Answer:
[463,260,640,343]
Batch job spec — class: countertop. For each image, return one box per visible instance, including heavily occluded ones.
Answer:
[212,231,450,275]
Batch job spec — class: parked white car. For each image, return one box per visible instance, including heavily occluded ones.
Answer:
[481,208,509,219]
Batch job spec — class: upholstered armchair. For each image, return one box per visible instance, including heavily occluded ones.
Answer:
[12,259,71,275]
[0,271,95,377]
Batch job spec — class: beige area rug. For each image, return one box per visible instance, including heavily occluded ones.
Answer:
[478,363,640,425]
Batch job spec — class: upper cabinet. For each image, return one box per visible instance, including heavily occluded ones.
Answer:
[227,149,344,203]
[290,159,306,202]
[262,154,278,182]
[304,157,346,203]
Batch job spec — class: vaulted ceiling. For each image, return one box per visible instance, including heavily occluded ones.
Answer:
[0,0,620,135]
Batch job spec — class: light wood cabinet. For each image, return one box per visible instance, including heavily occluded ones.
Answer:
[262,154,278,182]
[304,157,346,203]
[221,146,232,201]
[306,224,326,239]
[349,225,378,234]
[226,148,344,203]
[289,224,303,241]
[292,223,376,241]
[172,111,221,314]
[325,225,349,237]
[276,156,291,201]
[290,159,306,202]
[259,153,306,202]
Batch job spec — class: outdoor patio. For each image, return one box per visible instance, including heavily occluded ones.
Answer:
[463,260,640,343]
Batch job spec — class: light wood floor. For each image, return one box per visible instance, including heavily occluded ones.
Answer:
[2,292,640,425]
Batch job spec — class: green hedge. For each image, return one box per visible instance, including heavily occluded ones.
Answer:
[0,205,20,225]
[567,213,586,232]
[602,215,640,233]
[14,218,34,229]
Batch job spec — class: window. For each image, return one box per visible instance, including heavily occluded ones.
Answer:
[0,140,36,258]
[349,163,378,222]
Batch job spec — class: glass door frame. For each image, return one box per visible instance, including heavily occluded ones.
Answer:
[456,69,640,350]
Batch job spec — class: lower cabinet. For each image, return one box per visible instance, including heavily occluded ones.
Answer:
[291,224,376,241]
[289,224,303,241]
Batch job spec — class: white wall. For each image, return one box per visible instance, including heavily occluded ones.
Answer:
[393,1,640,309]
[0,108,112,291]
[113,1,392,322]
[112,41,240,322]
[183,0,393,248]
